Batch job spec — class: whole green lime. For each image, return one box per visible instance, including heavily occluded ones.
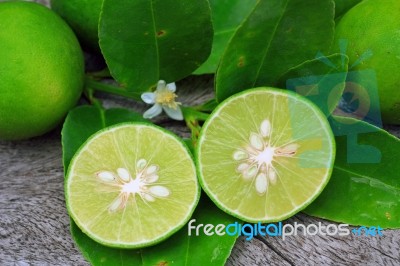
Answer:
[334,0,362,19]
[0,1,84,140]
[51,0,102,52]
[334,0,400,124]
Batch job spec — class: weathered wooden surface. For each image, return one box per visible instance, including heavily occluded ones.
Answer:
[2,75,400,266]
[1,0,400,265]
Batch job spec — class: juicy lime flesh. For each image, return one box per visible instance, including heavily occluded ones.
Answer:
[66,124,199,248]
[198,88,335,223]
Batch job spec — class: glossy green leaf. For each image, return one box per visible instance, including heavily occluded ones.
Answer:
[99,0,213,95]
[61,105,147,171]
[215,0,335,102]
[334,0,362,18]
[194,0,258,74]
[305,116,400,228]
[196,98,219,113]
[71,220,141,265]
[71,196,238,266]
[277,54,348,116]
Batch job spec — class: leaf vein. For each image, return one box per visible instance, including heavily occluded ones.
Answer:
[334,166,400,193]
[150,0,160,80]
[252,0,290,87]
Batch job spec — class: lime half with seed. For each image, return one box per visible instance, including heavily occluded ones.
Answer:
[65,123,199,248]
[197,88,335,223]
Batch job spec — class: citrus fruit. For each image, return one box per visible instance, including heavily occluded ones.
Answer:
[334,0,400,124]
[334,0,362,19]
[0,1,84,140]
[65,123,199,248]
[51,0,102,52]
[197,88,335,223]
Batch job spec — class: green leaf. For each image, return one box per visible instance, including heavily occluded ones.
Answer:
[99,0,213,94]
[196,98,219,113]
[71,220,141,265]
[277,54,348,116]
[71,196,238,266]
[194,0,258,74]
[215,0,335,102]
[305,116,400,228]
[61,105,147,171]
[334,0,362,18]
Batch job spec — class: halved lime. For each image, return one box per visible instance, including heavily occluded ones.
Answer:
[197,88,335,223]
[65,123,199,248]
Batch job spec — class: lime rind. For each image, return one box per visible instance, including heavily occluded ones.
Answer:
[65,122,200,248]
[196,88,335,223]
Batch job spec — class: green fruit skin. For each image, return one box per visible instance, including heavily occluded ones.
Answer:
[51,0,102,52]
[0,2,84,140]
[334,0,400,124]
[334,0,362,18]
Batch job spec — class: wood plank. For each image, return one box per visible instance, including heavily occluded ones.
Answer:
[2,75,400,265]
[0,132,88,265]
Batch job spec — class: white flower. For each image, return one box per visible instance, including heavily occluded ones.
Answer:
[141,80,183,120]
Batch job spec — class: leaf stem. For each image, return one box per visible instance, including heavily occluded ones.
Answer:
[87,68,112,79]
[83,85,105,110]
[182,106,209,122]
[182,106,210,147]
[85,76,141,100]
[193,98,218,112]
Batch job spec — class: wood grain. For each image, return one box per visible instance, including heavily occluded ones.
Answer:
[2,74,400,266]
[1,0,400,265]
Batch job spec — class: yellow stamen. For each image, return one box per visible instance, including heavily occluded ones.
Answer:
[155,89,181,109]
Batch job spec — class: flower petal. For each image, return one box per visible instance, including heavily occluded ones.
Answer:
[141,92,156,104]
[156,80,167,91]
[166,82,176,92]
[143,104,162,119]
[163,106,183,121]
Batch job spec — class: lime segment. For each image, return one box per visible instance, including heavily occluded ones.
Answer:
[197,88,335,223]
[66,123,199,248]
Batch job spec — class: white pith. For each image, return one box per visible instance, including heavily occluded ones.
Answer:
[233,119,299,195]
[96,158,170,213]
